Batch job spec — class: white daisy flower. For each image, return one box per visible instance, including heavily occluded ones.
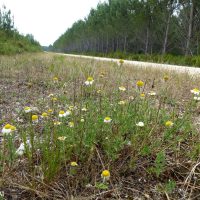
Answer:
[136,122,144,127]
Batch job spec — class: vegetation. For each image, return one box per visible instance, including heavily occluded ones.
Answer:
[84,51,200,67]
[52,0,200,66]
[0,5,41,55]
[0,53,200,199]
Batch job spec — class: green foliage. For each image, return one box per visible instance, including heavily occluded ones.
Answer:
[0,6,41,55]
[164,180,176,194]
[52,0,200,56]
[1,54,200,198]
[95,182,109,190]
[154,151,166,177]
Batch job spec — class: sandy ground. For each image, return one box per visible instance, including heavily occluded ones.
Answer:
[50,52,200,76]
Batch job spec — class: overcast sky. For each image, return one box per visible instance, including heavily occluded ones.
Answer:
[1,0,102,46]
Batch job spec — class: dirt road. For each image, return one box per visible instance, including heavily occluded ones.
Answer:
[51,52,200,76]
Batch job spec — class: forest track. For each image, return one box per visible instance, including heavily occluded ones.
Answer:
[51,52,200,76]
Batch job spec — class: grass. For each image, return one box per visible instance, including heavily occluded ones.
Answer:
[0,52,200,199]
[0,30,41,55]
[80,51,200,67]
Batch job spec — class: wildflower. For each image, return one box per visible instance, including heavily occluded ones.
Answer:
[97,89,101,94]
[136,122,144,127]
[165,121,174,127]
[136,80,144,87]
[41,112,48,118]
[70,161,78,167]
[119,59,124,65]
[140,93,145,99]
[104,117,112,123]
[54,121,62,125]
[81,118,85,122]
[58,136,67,141]
[16,143,25,156]
[16,140,31,156]
[118,100,126,105]
[48,109,53,113]
[2,124,12,135]
[59,110,67,118]
[52,97,57,102]
[148,91,156,96]
[194,96,200,101]
[119,86,126,91]
[53,77,58,83]
[163,75,169,81]
[24,106,32,113]
[191,88,200,95]
[101,170,110,181]
[48,93,54,97]
[65,110,71,116]
[69,122,74,128]
[10,125,16,131]
[85,76,94,86]
[32,115,39,123]
[81,107,87,112]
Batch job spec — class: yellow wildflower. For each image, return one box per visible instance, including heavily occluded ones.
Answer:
[59,110,67,117]
[85,76,94,86]
[163,75,169,81]
[32,115,39,123]
[104,117,112,123]
[52,97,57,101]
[191,88,200,95]
[136,80,144,87]
[53,77,58,82]
[70,161,78,166]
[41,112,48,118]
[140,93,145,99]
[101,170,110,181]
[48,109,53,113]
[10,126,16,131]
[165,121,174,127]
[119,59,124,65]
[24,106,32,113]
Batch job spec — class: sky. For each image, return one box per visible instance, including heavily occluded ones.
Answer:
[0,0,102,46]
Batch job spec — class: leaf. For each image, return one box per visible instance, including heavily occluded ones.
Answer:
[95,182,109,190]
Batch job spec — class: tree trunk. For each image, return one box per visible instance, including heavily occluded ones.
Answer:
[123,35,127,52]
[116,36,119,51]
[145,27,149,54]
[162,11,171,54]
[106,34,109,53]
[185,0,194,55]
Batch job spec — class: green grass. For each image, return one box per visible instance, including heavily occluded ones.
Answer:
[0,30,41,55]
[0,52,200,199]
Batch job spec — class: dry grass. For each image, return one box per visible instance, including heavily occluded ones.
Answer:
[0,52,200,199]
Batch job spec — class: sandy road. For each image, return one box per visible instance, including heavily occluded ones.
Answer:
[50,52,200,76]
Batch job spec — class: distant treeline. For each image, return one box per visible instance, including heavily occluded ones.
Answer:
[53,0,200,56]
[0,5,41,55]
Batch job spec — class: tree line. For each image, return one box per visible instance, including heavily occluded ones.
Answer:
[0,5,41,54]
[53,0,200,56]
